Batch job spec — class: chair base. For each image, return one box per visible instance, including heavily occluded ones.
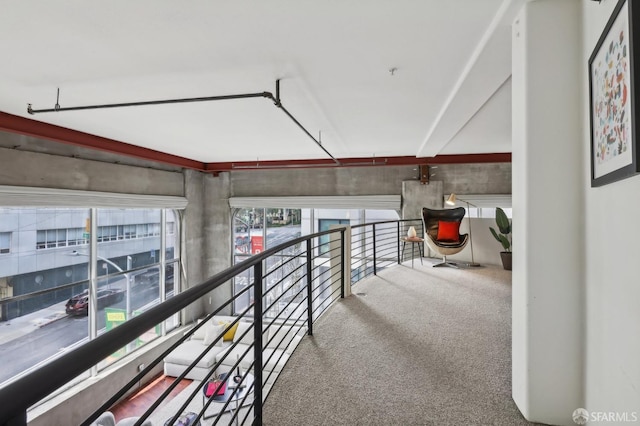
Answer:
[432,260,460,268]
[432,255,460,268]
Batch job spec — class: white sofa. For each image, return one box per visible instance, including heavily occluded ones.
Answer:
[91,411,152,426]
[163,315,303,381]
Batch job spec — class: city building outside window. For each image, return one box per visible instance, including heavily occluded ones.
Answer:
[0,207,181,386]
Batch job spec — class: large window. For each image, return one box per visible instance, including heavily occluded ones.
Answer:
[318,219,350,255]
[232,208,302,314]
[231,207,398,316]
[0,207,181,386]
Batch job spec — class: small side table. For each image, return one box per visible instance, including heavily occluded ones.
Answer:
[401,236,424,268]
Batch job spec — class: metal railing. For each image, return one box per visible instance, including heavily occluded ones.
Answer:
[0,219,423,426]
[350,219,423,285]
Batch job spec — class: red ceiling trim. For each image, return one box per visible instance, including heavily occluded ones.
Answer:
[424,153,511,164]
[0,111,206,171]
[206,153,511,173]
[0,111,510,173]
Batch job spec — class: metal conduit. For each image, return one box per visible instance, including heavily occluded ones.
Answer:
[27,81,341,165]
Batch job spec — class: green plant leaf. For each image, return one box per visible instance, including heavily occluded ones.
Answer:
[497,234,511,251]
[490,227,501,243]
[495,207,511,235]
[490,208,512,252]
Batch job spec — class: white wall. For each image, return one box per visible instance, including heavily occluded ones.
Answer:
[583,0,640,421]
[512,1,584,424]
[446,217,505,267]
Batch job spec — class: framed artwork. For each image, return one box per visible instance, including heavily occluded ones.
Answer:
[589,0,640,187]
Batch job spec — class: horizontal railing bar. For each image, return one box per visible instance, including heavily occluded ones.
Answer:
[0,280,88,305]
[262,313,308,396]
[311,288,341,318]
[0,226,346,423]
[264,266,305,295]
[262,253,305,279]
[0,259,184,306]
[310,280,338,304]
[264,285,306,315]
[351,218,417,229]
[88,306,240,425]
[1,220,419,425]
[377,240,399,249]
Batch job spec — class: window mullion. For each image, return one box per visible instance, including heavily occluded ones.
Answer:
[159,209,167,336]
[89,208,98,377]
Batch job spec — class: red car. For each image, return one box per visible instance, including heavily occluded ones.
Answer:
[65,289,125,316]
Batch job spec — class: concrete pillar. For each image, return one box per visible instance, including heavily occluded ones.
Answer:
[182,169,207,323]
[203,173,233,314]
[401,180,443,220]
[511,1,584,424]
[401,180,443,258]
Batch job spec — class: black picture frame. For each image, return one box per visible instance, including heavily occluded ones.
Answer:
[589,0,640,187]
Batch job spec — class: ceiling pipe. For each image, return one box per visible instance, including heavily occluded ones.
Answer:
[26,80,340,164]
[269,80,340,165]
[27,92,272,113]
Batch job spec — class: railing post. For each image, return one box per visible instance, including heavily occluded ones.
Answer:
[397,221,401,265]
[253,262,263,424]
[340,229,345,298]
[306,239,313,336]
[372,223,377,275]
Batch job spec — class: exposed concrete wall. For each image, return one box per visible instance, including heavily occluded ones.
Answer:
[401,180,443,222]
[203,173,233,315]
[0,131,184,172]
[229,162,510,200]
[0,147,183,196]
[182,169,207,323]
[229,165,418,197]
[440,162,511,195]
[401,180,443,261]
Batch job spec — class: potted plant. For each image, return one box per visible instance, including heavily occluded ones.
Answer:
[489,207,512,270]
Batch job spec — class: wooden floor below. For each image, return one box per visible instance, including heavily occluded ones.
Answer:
[110,374,192,422]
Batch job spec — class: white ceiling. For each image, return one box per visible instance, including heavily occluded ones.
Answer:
[0,0,523,165]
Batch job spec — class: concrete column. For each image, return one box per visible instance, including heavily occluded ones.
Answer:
[401,180,443,258]
[511,1,584,424]
[401,180,443,220]
[203,173,233,314]
[182,169,206,322]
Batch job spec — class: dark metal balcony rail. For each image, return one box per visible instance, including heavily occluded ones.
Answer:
[350,219,423,285]
[0,259,179,319]
[0,219,421,425]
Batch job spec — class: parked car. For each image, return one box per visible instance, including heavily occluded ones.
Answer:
[65,288,125,316]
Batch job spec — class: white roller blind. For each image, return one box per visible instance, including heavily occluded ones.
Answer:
[229,195,401,210]
[0,185,188,209]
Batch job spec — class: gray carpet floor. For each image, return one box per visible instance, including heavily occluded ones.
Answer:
[262,262,544,426]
